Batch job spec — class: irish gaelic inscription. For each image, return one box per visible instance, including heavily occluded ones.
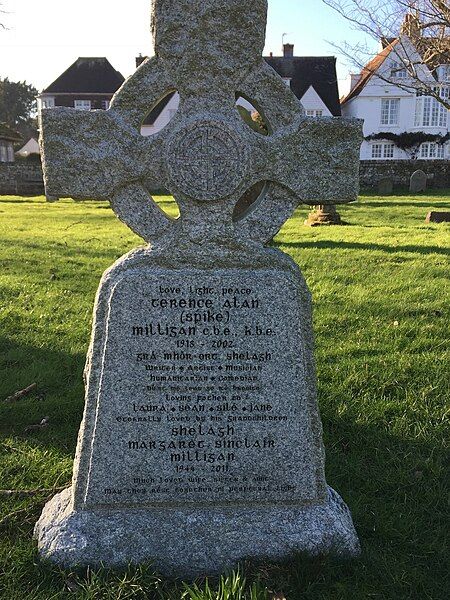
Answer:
[83,269,322,508]
[167,121,249,201]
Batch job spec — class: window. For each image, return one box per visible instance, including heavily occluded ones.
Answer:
[390,60,407,79]
[74,99,92,111]
[371,143,382,158]
[415,92,447,127]
[371,142,395,159]
[40,97,55,109]
[0,142,7,162]
[383,143,395,158]
[7,145,14,162]
[381,98,400,125]
[438,65,450,82]
[101,100,110,110]
[306,109,323,117]
[419,142,445,159]
[283,78,292,87]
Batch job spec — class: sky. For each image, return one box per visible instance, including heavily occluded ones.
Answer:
[0,0,375,96]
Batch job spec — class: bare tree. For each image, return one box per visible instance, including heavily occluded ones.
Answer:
[323,0,450,108]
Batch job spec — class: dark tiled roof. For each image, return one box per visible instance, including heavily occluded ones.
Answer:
[142,91,176,125]
[340,40,399,105]
[42,58,125,94]
[0,122,21,142]
[264,56,342,116]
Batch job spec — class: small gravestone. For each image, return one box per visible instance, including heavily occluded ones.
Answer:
[410,170,427,193]
[425,211,450,223]
[377,177,393,195]
[34,0,362,577]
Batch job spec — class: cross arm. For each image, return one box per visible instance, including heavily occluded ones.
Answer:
[266,116,364,205]
[39,107,162,201]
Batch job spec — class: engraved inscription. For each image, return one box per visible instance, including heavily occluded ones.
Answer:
[167,121,249,201]
[83,269,322,508]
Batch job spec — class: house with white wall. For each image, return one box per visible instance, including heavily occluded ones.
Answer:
[139,44,341,136]
[341,17,449,161]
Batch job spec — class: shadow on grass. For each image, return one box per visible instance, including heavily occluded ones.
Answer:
[276,240,450,257]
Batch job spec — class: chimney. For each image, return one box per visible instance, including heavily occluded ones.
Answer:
[283,44,294,58]
[135,54,147,68]
[400,12,421,39]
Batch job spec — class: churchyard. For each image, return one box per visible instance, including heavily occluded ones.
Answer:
[0,191,448,599]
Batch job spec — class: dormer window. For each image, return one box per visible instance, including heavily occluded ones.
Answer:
[74,100,92,111]
[101,100,110,110]
[283,78,292,88]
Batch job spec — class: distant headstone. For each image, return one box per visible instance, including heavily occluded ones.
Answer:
[34,0,362,577]
[425,211,450,223]
[410,170,427,193]
[377,177,393,195]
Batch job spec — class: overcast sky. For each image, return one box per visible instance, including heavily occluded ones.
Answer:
[0,0,372,95]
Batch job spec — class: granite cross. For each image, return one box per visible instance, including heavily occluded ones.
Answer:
[40,0,362,247]
[35,0,363,576]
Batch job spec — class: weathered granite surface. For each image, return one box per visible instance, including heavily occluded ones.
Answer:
[35,0,363,574]
[35,486,358,577]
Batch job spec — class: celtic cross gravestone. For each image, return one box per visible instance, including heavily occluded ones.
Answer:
[35,0,363,576]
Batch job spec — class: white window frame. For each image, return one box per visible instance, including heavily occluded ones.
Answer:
[381,98,400,126]
[383,143,395,158]
[74,99,92,111]
[415,89,448,127]
[283,78,292,87]
[306,109,324,117]
[371,142,395,159]
[371,143,383,159]
[419,142,445,159]
[101,100,110,110]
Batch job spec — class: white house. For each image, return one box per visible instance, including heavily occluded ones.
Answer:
[341,17,449,161]
[138,46,342,135]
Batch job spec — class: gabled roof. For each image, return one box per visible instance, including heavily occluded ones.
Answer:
[0,123,21,142]
[341,40,399,105]
[264,55,342,116]
[42,57,125,94]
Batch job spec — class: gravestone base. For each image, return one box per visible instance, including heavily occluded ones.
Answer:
[35,486,359,577]
[304,205,343,227]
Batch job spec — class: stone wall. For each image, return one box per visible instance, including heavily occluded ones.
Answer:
[0,162,44,195]
[360,160,450,191]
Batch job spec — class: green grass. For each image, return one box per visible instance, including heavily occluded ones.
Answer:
[0,192,449,599]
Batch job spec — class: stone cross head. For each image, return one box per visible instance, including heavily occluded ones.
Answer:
[40,0,362,246]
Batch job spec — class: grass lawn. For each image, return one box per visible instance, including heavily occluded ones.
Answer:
[0,192,449,599]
